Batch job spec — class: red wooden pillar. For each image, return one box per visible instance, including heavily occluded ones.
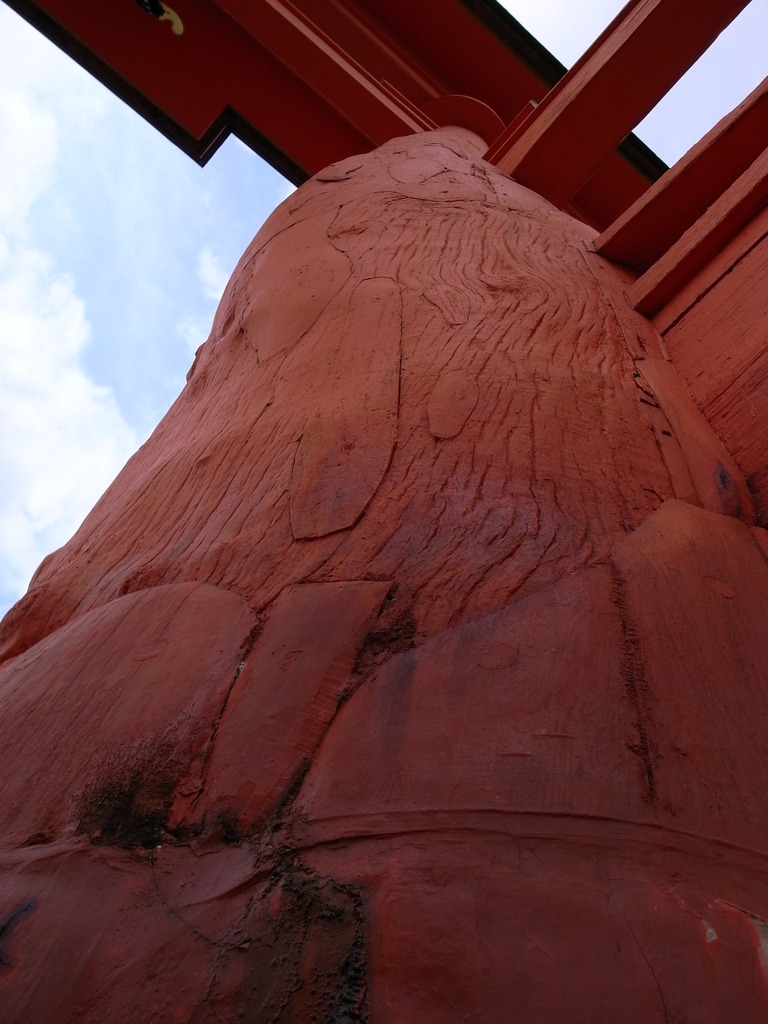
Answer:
[1,2,767,1021]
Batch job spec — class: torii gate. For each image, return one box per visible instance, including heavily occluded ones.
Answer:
[1,2,768,1021]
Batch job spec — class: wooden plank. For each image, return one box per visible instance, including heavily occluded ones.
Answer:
[653,195,768,334]
[663,229,768,519]
[1,0,374,179]
[597,75,768,272]
[630,144,768,315]
[221,0,436,144]
[488,0,750,208]
[186,580,390,831]
[3,0,667,225]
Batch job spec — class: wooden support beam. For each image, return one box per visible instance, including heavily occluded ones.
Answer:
[486,0,751,208]
[630,142,768,315]
[2,0,668,226]
[220,0,438,144]
[596,74,768,272]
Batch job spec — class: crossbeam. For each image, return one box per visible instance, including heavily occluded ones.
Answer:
[596,74,768,272]
[1,0,666,227]
[486,0,751,208]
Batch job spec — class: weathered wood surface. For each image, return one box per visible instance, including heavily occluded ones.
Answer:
[487,0,750,207]
[596,73,768,272]
[1,128,768,1022]
[660,206,768,523]
[630,142,768,315]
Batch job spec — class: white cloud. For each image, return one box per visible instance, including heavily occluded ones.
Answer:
[0,11,108,235]
[0,93,57,237]
[174,247,230,355]
[0,238,138,605]
[176,312,210,356]
[0,11,138,612]
[197,246,230,303]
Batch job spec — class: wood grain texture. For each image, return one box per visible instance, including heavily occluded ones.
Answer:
[292,500,768,848]
[630,143,768,314]
[290,279,401,538]
[0,128,679,663]
[183,579,390,830]
[596,75,768,272]
[1,127,767,1022]
[637,355,754,520]
[489,0,749,206]
[662,228,768,522]
[427,367,478,437]
[0,582,254,847]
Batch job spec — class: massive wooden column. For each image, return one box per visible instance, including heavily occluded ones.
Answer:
[2,124,768,1021]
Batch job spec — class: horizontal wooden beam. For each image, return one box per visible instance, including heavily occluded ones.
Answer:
[597,74,768,272]
[486,0,751,208]
[630,142,768,315]
[2,0,667,225]
[219,0,437,144]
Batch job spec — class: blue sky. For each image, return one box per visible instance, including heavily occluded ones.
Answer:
[0,0,766,616]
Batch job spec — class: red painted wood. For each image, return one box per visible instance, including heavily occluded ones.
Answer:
[420,93,505,143]
[3,0,664,223]
[220,0,435,143]
[663,220,768,524]
[0,582,255,848]
[1,128,768,1021]
[630,143,768,314]
[596,74,768,272]
[488,0,750,207]
[179,580,390,830]
[636,356,754,521]
[652,190,768,333]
